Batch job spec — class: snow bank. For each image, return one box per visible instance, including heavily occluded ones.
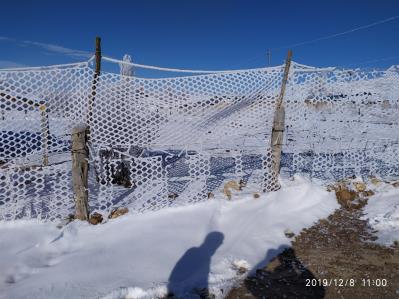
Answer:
[363,183,399,246]
[0,176,338,299]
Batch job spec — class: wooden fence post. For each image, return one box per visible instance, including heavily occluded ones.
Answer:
[271,50,292,175]
[39,104,49,167]
[72,125,89,221]
[73,37,101,221]
[87,37,101,126]
[95,37,101,75]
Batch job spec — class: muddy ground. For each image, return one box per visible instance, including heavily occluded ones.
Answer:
[226,202,399,298]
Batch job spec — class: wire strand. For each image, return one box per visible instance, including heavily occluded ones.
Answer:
[102,56,284,74]
[0,61,89,72]
[273,15,399,50]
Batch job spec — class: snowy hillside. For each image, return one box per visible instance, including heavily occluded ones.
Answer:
[0,176,338,299]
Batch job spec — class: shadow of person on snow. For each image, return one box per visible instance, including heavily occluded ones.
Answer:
[167,231,224,298]
[244,246,325,299]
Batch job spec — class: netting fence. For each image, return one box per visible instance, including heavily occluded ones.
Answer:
[0,57,398,221]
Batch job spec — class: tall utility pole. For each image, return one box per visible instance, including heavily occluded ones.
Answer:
[267,49,272,66]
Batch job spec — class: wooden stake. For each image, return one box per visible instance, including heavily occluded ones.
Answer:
[39,104,49,167]
[95,37,101,75]
[271,50,292,174]
[71,125,89,221]
[2,93,50,166]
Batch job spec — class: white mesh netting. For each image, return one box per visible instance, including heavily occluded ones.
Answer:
[283,63,399,180]
[0,62,92,220]
[0,58,398,221]
[88,62,282,213]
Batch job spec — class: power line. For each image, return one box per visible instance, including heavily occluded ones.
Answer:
[273,15,399,50]
[341,55,399,68]
[231,15,399,69]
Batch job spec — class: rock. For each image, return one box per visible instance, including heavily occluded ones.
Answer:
[223,180,240,200]
[168,193,178,200]
[284,229,295,238]
[370,177,382,186]
[89,212,103,225]
[194,288,215,299]
[327,182,346,192]
[108,207,129,219]
[392,181,399,188]
[362,190,375,197]
[232,259,250,274]
[326,185,335,192]
[335,189,357,208]
[238,267,247,274]
[266,257,281,271]
[253,193,260,199]
[207,192,214,199]
[239,179,246,190]
[350,199,367,210]
[336,189,356,201]
[354,182,366,192]
[318,219,329,226]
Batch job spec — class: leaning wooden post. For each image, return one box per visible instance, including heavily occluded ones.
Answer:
[271,50,292,175]
[39,104,49,166]
[72,125,89,221]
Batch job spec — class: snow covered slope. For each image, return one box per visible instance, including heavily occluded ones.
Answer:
[363,183,399,246]
[0,176,338,299]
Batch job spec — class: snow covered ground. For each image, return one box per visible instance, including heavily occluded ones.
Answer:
[363,182,399,246]
[0,176,338,299]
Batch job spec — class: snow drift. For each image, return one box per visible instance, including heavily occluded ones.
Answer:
[0,176,338,299]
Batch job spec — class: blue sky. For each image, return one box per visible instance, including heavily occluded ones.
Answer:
[1,0,399,75]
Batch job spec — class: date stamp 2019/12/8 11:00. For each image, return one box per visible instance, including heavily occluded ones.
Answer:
[306,278,389,288]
